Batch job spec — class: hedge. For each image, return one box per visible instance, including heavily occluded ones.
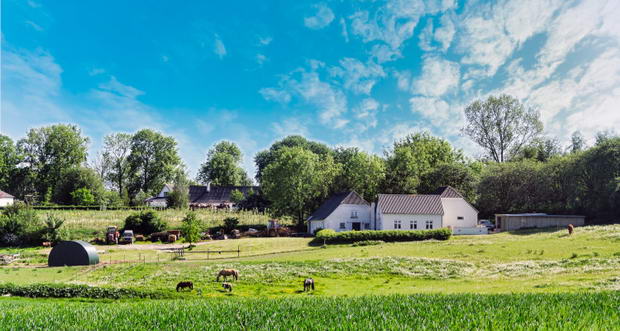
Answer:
[314,228,452,244]
[0,283,171,299]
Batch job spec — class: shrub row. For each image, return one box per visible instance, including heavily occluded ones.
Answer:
[314,228,452,244]
[0,283,171,299]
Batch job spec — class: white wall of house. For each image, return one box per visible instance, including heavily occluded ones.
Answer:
[308,220,325,234]
[320,204,372,232]
[156,185,173,198]
[440,198,478,228]
[0,197,14,207]
[379,213,443,231]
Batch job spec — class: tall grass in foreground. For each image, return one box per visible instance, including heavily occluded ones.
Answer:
[2,293,619,330]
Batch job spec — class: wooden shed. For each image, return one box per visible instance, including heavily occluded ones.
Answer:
[494,213,585,232]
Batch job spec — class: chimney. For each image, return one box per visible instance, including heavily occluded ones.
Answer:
[206,181,211,192]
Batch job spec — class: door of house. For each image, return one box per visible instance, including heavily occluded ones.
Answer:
[352,222,361,231]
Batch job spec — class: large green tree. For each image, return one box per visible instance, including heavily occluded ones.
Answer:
[53,167,105,205]
[463,94,543,162]
[331,147,385,200]
[255,135,332,183]
[0,135,19,192]
[17,124,89,203]
[197,141,251,186]
[383,132,463,194]
[261,146,339,228]
[127,129,182,200]
[418,162,480,203]
[101,133,133,197]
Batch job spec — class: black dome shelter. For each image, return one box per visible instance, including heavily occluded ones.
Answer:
[48,240,99,267]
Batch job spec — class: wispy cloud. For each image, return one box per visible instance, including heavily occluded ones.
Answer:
[213,34,227,59]
[304,3,335,30]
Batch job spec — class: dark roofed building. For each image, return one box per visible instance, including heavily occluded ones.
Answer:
[146,183,258,209]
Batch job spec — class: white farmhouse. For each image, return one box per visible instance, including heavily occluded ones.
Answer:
[307,191,372,233]
[144,184,174,208]
[0,190,15,207]
[375,186,483,234]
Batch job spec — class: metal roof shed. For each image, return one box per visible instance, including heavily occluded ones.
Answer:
[48,240,99,267]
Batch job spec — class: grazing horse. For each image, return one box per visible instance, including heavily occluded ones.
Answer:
[303,278,315,291]
[222,282,233,292]
[176,281,194,292]
[567,224,574,235]
[216,269,239,282]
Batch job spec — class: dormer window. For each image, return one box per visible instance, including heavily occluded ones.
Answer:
[351,211,358,219]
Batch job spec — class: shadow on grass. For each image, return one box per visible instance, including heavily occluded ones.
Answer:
[506,227,567,236]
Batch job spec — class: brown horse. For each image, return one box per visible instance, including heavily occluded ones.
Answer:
[176,281,193,292]
[303,278,315,291]
[567,224,574,235]
[216,269,239,282]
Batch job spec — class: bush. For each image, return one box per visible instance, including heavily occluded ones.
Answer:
[70,188,95,206]
[41,214,67,244]
[351,240,384,247]
[0,202,43,246]
[314,228,452,244]
[223,217,239,233]
[123,210,167,235]
[181,212,202,245]
[313,227,324,236]
[0,283,170,299]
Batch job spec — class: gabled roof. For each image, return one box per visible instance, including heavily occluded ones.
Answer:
[307,191,369,221]
[189,185,258,205]
[0,190,14,199]
[433,186,463,198]
[377,194,444,215]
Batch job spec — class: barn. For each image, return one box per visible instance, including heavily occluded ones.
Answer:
[48,240,99,267]
[494,213,585,231]
[0,190,14,207]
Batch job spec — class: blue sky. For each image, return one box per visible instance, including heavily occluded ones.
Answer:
[2,0,619,179]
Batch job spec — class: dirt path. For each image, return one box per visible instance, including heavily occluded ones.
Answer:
[98,241,214,251]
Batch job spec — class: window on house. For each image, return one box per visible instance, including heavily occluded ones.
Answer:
[351,211,358,219]
[163,191,169,197]
[425,220,433,229]
[410,221,417,229]
[339,223,346,229]
[364,223,370,229]
[394,220,402,229]
[457,216,464,220]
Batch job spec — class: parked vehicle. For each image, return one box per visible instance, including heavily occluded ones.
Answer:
[119,230,135,244]
[479,220,495,231]
[106,226,120,245]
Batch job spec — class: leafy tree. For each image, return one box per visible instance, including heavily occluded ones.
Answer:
[255,135,332,183]
[70,188,96,206]
[167,172,190,209]
[236,189,270,211]
[569,131,585,153]
[181,212,202,246]
[123,210,167,235]
[512,137,562,162]
[230,189,245,204]
[16,124,89,203]
[0,202,43,246]
[54,167,104,205]
[383,132,463,194]
[0,135,19,191]
[223,217,239,233]
[101,133,133,196]
[418,162,480,203]
[197,141,251,186]
[261,146,339,228]
[331,147,386,200]
[41,214,66,244]
[127,129,182,201]
[463,94,543,162]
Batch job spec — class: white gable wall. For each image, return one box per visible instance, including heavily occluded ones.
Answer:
[0,197,14,207]
[157,185,173,198]
[440,198,478,228]
[320,204,372,232]
[379,213,443,230]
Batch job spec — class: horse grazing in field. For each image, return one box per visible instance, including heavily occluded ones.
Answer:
[222,282,233,292]
[303,278,315,291]
[216,269,239,282]
[176,281,194,292]
[567,224,574,235]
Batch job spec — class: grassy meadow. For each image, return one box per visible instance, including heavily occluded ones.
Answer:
[1,222,619,329]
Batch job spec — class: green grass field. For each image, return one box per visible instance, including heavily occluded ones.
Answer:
[2,293,619,330]
[1,223,619,329]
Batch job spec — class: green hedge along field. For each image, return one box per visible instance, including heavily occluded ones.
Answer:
[314,228,452,244]
[1,293,618,330]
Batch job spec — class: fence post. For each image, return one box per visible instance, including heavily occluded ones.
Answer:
[238,245,240,258]
[207,249,210,260]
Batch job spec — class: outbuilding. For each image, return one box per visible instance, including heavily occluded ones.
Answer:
[48,240,99,267]
[494,213,585,231]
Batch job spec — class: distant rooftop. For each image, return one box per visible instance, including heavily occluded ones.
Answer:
[495,213,585,218]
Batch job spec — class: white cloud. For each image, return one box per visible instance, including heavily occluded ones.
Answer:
[434,14,455,52]
[256,54,267,65]
[354,98,380,131]
[272,118,309,137]
[25,20,43,31]
[258,36,272,46]
[370,44,401,63]
[304,3,335,30]
[412,56,460,97]
[340,18,349,42]
[213,35,227,59]
[259,87,291,104]
[329,58,385,95]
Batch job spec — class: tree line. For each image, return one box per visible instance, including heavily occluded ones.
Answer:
[0,95,618,226]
